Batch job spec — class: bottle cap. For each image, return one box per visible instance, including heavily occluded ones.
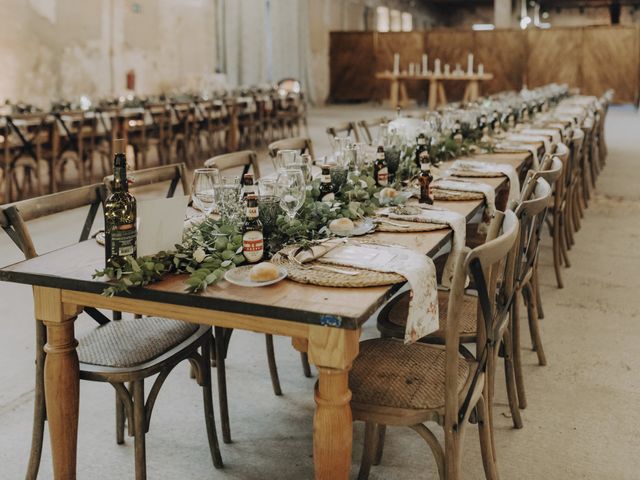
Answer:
[114,139,126,155]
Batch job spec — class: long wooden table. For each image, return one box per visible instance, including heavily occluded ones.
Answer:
[0,151,533,479]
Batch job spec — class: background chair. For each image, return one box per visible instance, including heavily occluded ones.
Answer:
[268,137,315,160]
[204,150,261,182]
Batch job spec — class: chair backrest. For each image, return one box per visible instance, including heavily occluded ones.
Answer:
[357,117,389,145]
[444,210,519,429]
[204,150,261,181]
[536,156,563,186]
[104,163,190,197]
[326,121,360,143]
[268,137,314,159]
[513,178,552,290]
[1,183,105,260]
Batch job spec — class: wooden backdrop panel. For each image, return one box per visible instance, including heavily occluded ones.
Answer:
[425,30,475,101]
[473,30,526,95]
[374,32,426,102]
[329,32,375,102]
[582,27,639,104]
[526,28,583,88]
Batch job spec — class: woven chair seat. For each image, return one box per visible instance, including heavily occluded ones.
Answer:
[77,317,200,368]
[350,338,472,411]
[387,291,478,338]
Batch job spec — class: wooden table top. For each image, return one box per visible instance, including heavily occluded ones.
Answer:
[0,152,530,329]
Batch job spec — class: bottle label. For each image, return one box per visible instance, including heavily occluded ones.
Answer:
[246,206,259,218]
[377,167,389,186]
[110,224,137,258]
[376,152,385,160]
[321,192,335,203]
[243,186,256,197]
[420,163,430,171]
[321,174,331,183]
[417,137,426,145]
[243,230,264,263]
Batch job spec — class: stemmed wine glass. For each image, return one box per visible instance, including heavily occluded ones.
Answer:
[191,168,220,218]
[276,169,306,221]
[273,149,298,172]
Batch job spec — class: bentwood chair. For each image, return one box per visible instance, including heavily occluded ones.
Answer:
[325,121,360,143]
[546,143,572,288]
[204,151,313,443]
[357,117,389,145]
[268,137,315,160]
[204,150,261,182]
[1,182,222,480]
[353,210,519,480]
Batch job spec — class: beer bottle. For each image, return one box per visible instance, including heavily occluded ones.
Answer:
[242,195,264,263]
[414,133,428,169]
[373,146,389,187]
[418,162,433,205]
[318,165,335,202]
[242,174,256,201]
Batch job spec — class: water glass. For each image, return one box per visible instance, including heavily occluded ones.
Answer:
[276,169,306,221]
[258,178,278,196]
[258,195,281,234]
[216,176,242,224]
[192,168,220,216]
[273,149,298,172]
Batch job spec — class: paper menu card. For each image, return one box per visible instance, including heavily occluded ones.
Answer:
[137,195,189,257]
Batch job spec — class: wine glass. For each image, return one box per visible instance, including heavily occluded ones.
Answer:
[192,168,220,217]
[276,169,305,221]
[273,149,298,172]
[215,176,242,224]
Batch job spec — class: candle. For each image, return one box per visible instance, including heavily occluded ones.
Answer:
[455,63,461,75]
[422,54,428,74]
[478,63,484,76]
[467,53,474,75]
[434,58,441,75]
[444,64,450,76]
[393,53,400,75]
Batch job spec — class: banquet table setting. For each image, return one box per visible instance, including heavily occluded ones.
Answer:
[0,82,612,480]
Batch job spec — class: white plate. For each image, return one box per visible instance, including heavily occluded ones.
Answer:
[95,231,105,246]
[224,265,288,287]
[332,218,375,237]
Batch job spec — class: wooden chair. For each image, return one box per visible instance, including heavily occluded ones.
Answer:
[567,128,585,246]
[546,143,572,288]
[1,182,222,480]
[357,117,389,145]
[509,176,555,413]
[104,162,190,198]
[352,210,519,479]
[325,121,360,143]
[267,137,315,160]
[204,150,261,181]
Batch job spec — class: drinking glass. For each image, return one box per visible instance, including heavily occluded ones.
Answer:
[215,176,242,224]
[191,168,220,216]
[258,178,278,196]
[353,143,367,175]
[273,149,298,172]
[258,195,281,235]
[276,169,306,221]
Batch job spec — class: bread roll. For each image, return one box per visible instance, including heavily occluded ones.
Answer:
[249,262,280,282]
[380,187,398,199]
[329,217,355,235]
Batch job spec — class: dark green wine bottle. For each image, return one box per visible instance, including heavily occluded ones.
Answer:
[104,139,137,268]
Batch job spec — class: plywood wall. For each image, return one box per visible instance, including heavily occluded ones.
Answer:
[329,26,640,104]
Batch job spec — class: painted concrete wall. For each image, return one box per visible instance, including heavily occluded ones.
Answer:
[0,0,217,107]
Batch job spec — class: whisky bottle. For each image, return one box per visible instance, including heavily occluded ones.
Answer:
[373,146,389,187]
[418,162,434,205]
[104,139,137,268]
[318,165,335,202]
[242,195,264,263]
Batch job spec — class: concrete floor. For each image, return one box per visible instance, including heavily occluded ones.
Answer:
[0,104,639,479]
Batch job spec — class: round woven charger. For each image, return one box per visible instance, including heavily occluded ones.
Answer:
[432,189,484,201]
[374,218,449,233]
[272,244,405,288]
[450,169,503,178]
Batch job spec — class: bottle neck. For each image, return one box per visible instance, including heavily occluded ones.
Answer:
[113,154,128,192]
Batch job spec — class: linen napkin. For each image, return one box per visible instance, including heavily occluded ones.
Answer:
[448,160,520,204]
[380,206,466,290]
[506,133,551,160]
[293,238,349,264]
[493,142,540,170]
[316,242,440,343]
[519,128,561,145]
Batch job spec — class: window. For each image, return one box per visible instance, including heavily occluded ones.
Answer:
[401,12,413,32]
[376,6,389,32]
[390,9,402,32]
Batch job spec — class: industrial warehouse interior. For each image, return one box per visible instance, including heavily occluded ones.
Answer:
[0,1,639,479]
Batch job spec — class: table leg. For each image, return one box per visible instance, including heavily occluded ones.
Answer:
[437,83,447,108]
[314,367,352,480]
[399,82,409,107]
[390,80,399,109]
[35,287,81,480]
[307,326,359,480]
[428,80,438,111]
